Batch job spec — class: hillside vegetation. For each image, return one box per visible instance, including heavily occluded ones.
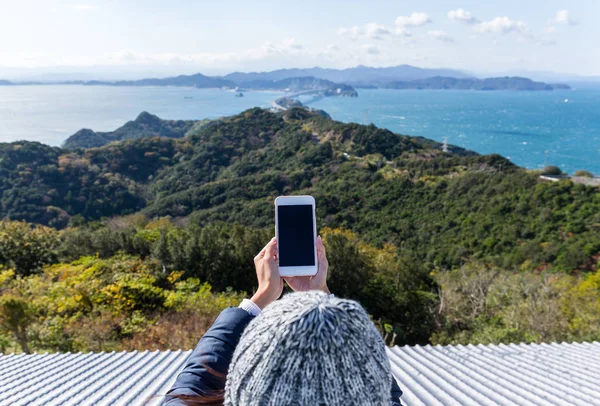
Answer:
[62,112,200,149]
[0,108,599,353]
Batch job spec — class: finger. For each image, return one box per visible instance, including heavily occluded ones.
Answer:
[265,237,277,259]
[255,246,267,260]
[317,236,326,259]
[317,236,328,275]
[256,237,275,260]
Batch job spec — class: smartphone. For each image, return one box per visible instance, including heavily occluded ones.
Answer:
[274,195,318,277]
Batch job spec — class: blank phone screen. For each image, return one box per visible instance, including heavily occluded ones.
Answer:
[277,205,315,267]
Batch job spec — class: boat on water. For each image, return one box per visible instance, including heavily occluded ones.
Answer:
[235,92,244,97]
[184,96,193,99]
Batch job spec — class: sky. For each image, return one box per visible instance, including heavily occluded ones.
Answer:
[0,0,597,79]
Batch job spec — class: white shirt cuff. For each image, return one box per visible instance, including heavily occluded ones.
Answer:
[239,293,334,316]
[239,298,262,317]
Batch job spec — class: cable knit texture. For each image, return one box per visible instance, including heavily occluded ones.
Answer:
[224,291,392,405]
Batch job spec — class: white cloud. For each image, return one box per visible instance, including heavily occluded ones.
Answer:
[364,23,391,39]
[99,39,309,66]
[0,38,321,70]
[447,9,479,25]
[474,17,528,35]
[394,28,413,38]
[549,10,578,26]
[544,10,578,37]
[337,26,362,41]
[361,45,380,55]
[338,23,391,40]
[428,30,455,43]
[280,37,304,51]
[262,38,306,55]
[317,44,341,59]
[395,12,431,28]
[536,38,557,47]
[73,4,98,12]
[337,16,426,42]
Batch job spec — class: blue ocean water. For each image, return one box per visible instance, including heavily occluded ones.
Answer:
[309,88,600,175]
[0,85,275,145]
[1,85,599,174]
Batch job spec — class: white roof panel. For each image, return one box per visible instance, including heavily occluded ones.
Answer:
[0,341,599,405]
[0,350,191,406]
[387,341,600,406]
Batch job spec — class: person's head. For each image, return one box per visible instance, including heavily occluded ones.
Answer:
[224,291,392,405]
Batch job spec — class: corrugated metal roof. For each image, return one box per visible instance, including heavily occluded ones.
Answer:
[0,350,191,406]
[387,341,600,406]
[1,341,599,405]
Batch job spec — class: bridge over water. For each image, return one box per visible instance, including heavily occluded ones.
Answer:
[271,89,326,111]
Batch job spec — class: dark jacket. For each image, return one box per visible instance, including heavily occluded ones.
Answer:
[165,307,403,405]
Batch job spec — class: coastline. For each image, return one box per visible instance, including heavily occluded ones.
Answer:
[0,85,597,174]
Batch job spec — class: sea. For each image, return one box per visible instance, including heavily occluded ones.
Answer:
[1,85,599,175]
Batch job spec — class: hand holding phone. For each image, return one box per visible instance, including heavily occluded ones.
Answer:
[284,235,330,294]
[251,237,284,309]
[275,195,318,277]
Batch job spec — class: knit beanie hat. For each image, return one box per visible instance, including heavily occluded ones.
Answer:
[224,291,392,405]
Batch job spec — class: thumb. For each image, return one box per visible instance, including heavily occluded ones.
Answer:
[317,236,326,259]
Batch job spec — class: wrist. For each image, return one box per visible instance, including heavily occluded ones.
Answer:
[251,288,276,309]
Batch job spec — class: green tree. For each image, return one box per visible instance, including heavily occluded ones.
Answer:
[323,229,372,300]
[0,220,59,275]
[574,170,593,178]
[0,295,34,353]
[542,165,563,176]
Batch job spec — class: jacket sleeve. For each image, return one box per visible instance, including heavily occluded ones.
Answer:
[391,376,403,405]
[164,307,254,405]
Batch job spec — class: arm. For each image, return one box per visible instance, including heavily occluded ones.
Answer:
[391,377,403,405]
[165,237,282,405]
[164,307,254,403]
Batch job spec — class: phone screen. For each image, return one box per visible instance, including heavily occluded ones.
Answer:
[277,204,315,267]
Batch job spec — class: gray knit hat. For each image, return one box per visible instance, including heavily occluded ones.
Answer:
[224,291,392,405]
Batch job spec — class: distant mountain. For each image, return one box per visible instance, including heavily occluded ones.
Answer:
[65,73,359,95]
[243,76,334,91]
[384,76,570,91]
[81,73,234,88]
[490,69,600,85]
[63,112,198,149]
[224,65,472,86]
[5,66,573,93]
[0,80,13,85]
[242,76,357,96]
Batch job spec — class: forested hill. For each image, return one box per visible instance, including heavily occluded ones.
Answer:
[62,111,204,149]
[1,107,599,352]
[1,107,599,275]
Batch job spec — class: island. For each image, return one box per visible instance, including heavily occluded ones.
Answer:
[74,73,233,89]
[273,97,304,110]
[237,76,357,96]
[384,76,571,91]
[0,65,571,95]
[63,112,197,149]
